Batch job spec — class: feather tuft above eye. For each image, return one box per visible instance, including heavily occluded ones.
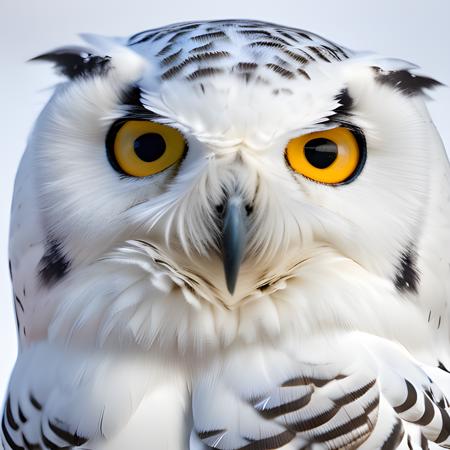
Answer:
[373,67,443,96]
[29,46,111,79]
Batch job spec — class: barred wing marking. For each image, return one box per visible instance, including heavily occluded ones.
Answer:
[192,336,450,450]
[1,343,152,450]
[192,343,381,450]
[391,380,450,447]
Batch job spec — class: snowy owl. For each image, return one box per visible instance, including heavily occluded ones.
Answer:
[3,19,450,450]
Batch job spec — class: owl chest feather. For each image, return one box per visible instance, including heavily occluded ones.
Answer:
[5,332,450,450]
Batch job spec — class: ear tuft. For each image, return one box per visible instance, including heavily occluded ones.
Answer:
[373,67,443,96]
[29,46,111,79]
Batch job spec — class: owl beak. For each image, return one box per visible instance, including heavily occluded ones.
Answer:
[221,194,248,295]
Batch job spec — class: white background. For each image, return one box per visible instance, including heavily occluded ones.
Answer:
[1,0,450,405]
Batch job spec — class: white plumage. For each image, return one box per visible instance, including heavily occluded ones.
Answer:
[3,20,450,450]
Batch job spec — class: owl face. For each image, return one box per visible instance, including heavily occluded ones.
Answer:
[31,20,440,314]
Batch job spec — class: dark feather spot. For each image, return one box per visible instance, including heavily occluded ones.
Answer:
[291,404,341,432]
[197,429,225,440]
[282,49,309,65]
[424,387,447,409]
[333,379,376,407]
[160,49,182,66]
[30,47,111,80]
[333,88,353,116]
[161,61,189,80]
[128,30,157,45]
[394,246,420,293]
[374,68,443,96]
[333,45,349,59]
[182,51,230,65]
[15,295,24,312]
[6,397,19,431]
[407,435,413,450]
[322,45,344,61]
[297,31,313,41]
[29,394,42,411]
[313,400,377,442]
[18,406,27,424]
[307,46,331,62]
[238,30,290,45]
[189,42,214,53]
[238,430,295,449]
[248,41,284,49]
[156,43,174,56]
[21,434,42,450]
[297,68,310,79]
[40,427,62,450]
[435,409,450,444]
[48,421,88,447]
[191,31,227,42]
[167,30,191,43]
[120,86,144,111]
[234,62,258,72]
[186,67,224,81]
[265,64,295,79]
[421,433,429,450]
[38,240,71,286]
[2,414,24,450]
[237,29,273,37]
[119,88,168,122]
[255,392,312,419]
[174,23,201,32]
[394,380,417,413]
[277,30,297,41]
[413,395,435,426]
[381,419,404,450]
[151,30,175,42]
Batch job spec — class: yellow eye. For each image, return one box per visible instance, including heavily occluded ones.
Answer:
[108,120,186,177]
[285,127,364,184]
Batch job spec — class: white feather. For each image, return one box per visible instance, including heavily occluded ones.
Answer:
[4,19,449,449]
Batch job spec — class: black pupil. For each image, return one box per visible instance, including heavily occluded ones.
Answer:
[304,138,338,169]
[133,133,166,162]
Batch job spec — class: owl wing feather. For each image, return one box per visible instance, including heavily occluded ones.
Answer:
[1,342,155,450]
[192,333,450,450]
[2,344,95,450]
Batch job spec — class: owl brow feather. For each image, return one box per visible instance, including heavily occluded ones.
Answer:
[331,88,354,118]
[118,86,169,121]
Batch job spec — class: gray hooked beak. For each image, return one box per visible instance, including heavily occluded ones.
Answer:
[221,194,249,295]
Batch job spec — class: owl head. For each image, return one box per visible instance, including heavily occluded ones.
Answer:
[14,20,447,351]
